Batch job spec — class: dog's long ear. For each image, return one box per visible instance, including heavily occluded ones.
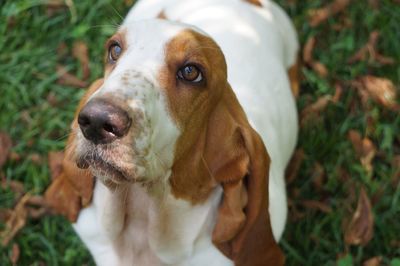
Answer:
[45,79,103,222]
[207,88,285,266]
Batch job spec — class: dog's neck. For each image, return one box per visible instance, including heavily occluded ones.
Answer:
[92,177,223,265]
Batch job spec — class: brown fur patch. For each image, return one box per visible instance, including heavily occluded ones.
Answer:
[159,30,229,203]
[288,56,301,98]
[244,0,263,7]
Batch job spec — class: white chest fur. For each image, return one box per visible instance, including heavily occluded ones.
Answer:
[73,182,233,266]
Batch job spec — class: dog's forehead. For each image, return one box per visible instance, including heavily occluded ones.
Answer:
[117,20,207,69]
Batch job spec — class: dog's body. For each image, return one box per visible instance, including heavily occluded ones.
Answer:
[46,0,298,265]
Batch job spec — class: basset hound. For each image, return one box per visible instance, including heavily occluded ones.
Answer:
[45,0,299,265]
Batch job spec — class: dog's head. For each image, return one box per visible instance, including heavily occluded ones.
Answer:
[74,21,230,187]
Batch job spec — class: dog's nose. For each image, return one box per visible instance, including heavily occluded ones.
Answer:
[78,99,132,144]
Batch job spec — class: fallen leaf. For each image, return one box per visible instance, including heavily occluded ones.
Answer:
[301,95,332,126]
[352,75,399,111]
[348,130,376,173]
[303,36,316,64]
[45,0,67,17]
[48,151,64,180]
[348,31,395,65]
[46,92,58,107]
[368,0,379,9]
[0,132,12,168]
[392,155,400,187]
[308,0,351,27]
[72,41,90,80]
[344,187,374,246]
[56,65,88,88]
[0,194,30,246]
[332,83,344,103]
[312,162,325,192]
[285,149,305,184]
[310,61,328,77]
[302,36,329,77]
[0,193,50,246]
[30,153,43,165]
[363,256,382,266]
[0,209,12,222]
[287,199,306,222]
[302,200,332,213]
[10,243,20,266]
[124,0,135,6]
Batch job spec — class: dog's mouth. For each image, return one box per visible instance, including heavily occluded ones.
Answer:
[76,153,131,184]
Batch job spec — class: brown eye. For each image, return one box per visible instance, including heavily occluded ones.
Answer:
[177,65,203,83]
[108,42,122,63]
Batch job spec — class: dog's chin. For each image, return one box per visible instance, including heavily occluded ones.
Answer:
[76,156,133,185]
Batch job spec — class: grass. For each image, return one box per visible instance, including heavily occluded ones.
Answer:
[0,0,399,265]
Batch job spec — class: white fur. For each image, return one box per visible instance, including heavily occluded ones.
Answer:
[73,0,298,265]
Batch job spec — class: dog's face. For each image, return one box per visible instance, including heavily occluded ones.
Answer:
[75,20,228,186]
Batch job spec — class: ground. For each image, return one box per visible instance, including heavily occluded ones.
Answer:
[0,0,399,265]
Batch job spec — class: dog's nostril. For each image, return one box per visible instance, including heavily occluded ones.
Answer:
[103,123,115,134]
[78,115,91,127]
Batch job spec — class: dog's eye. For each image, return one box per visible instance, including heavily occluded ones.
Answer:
[109,42,122,63]
[177,65,203,83]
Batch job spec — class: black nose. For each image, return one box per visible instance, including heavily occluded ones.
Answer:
[78,98,132,144]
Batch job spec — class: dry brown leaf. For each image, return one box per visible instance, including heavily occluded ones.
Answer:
[302,36,329,77]
[10,243,20,266]
[48,151,64,180]
[30,153,43,165]
[124,0,135,6]
[332,83,343,103]
[285,149,305,184]
[287,199,306,222]
[301,95,332,125]
[348,31,395,65]
[0,132,12,168]
[363,256,382,266]
[0,208,12,222]
[0,194,30,246]
[368,0,379,9]
[311,61,328,77]
[348,130,376,173]
[46,92,58,107]
[309,0,351,27]
[56,65,88,88]
[303,36,316,64]
[392,155,400,187]
[72,41,90,80]
[344,187,374,246]
[353,75,399,111]
[312,162,325,192]
[0,193,50,246]
[302,200,332,213]
[46,0,68,17]
[361,76,399,110]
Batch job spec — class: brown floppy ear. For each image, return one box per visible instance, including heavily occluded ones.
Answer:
[45,79,103,222]
[207,89,285,266]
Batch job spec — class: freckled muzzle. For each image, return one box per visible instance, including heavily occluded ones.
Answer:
[78,98,132,145]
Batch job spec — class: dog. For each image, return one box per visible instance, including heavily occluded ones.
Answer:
[45,0,299,265]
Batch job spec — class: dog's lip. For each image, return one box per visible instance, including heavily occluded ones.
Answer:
[76,155,130,183]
